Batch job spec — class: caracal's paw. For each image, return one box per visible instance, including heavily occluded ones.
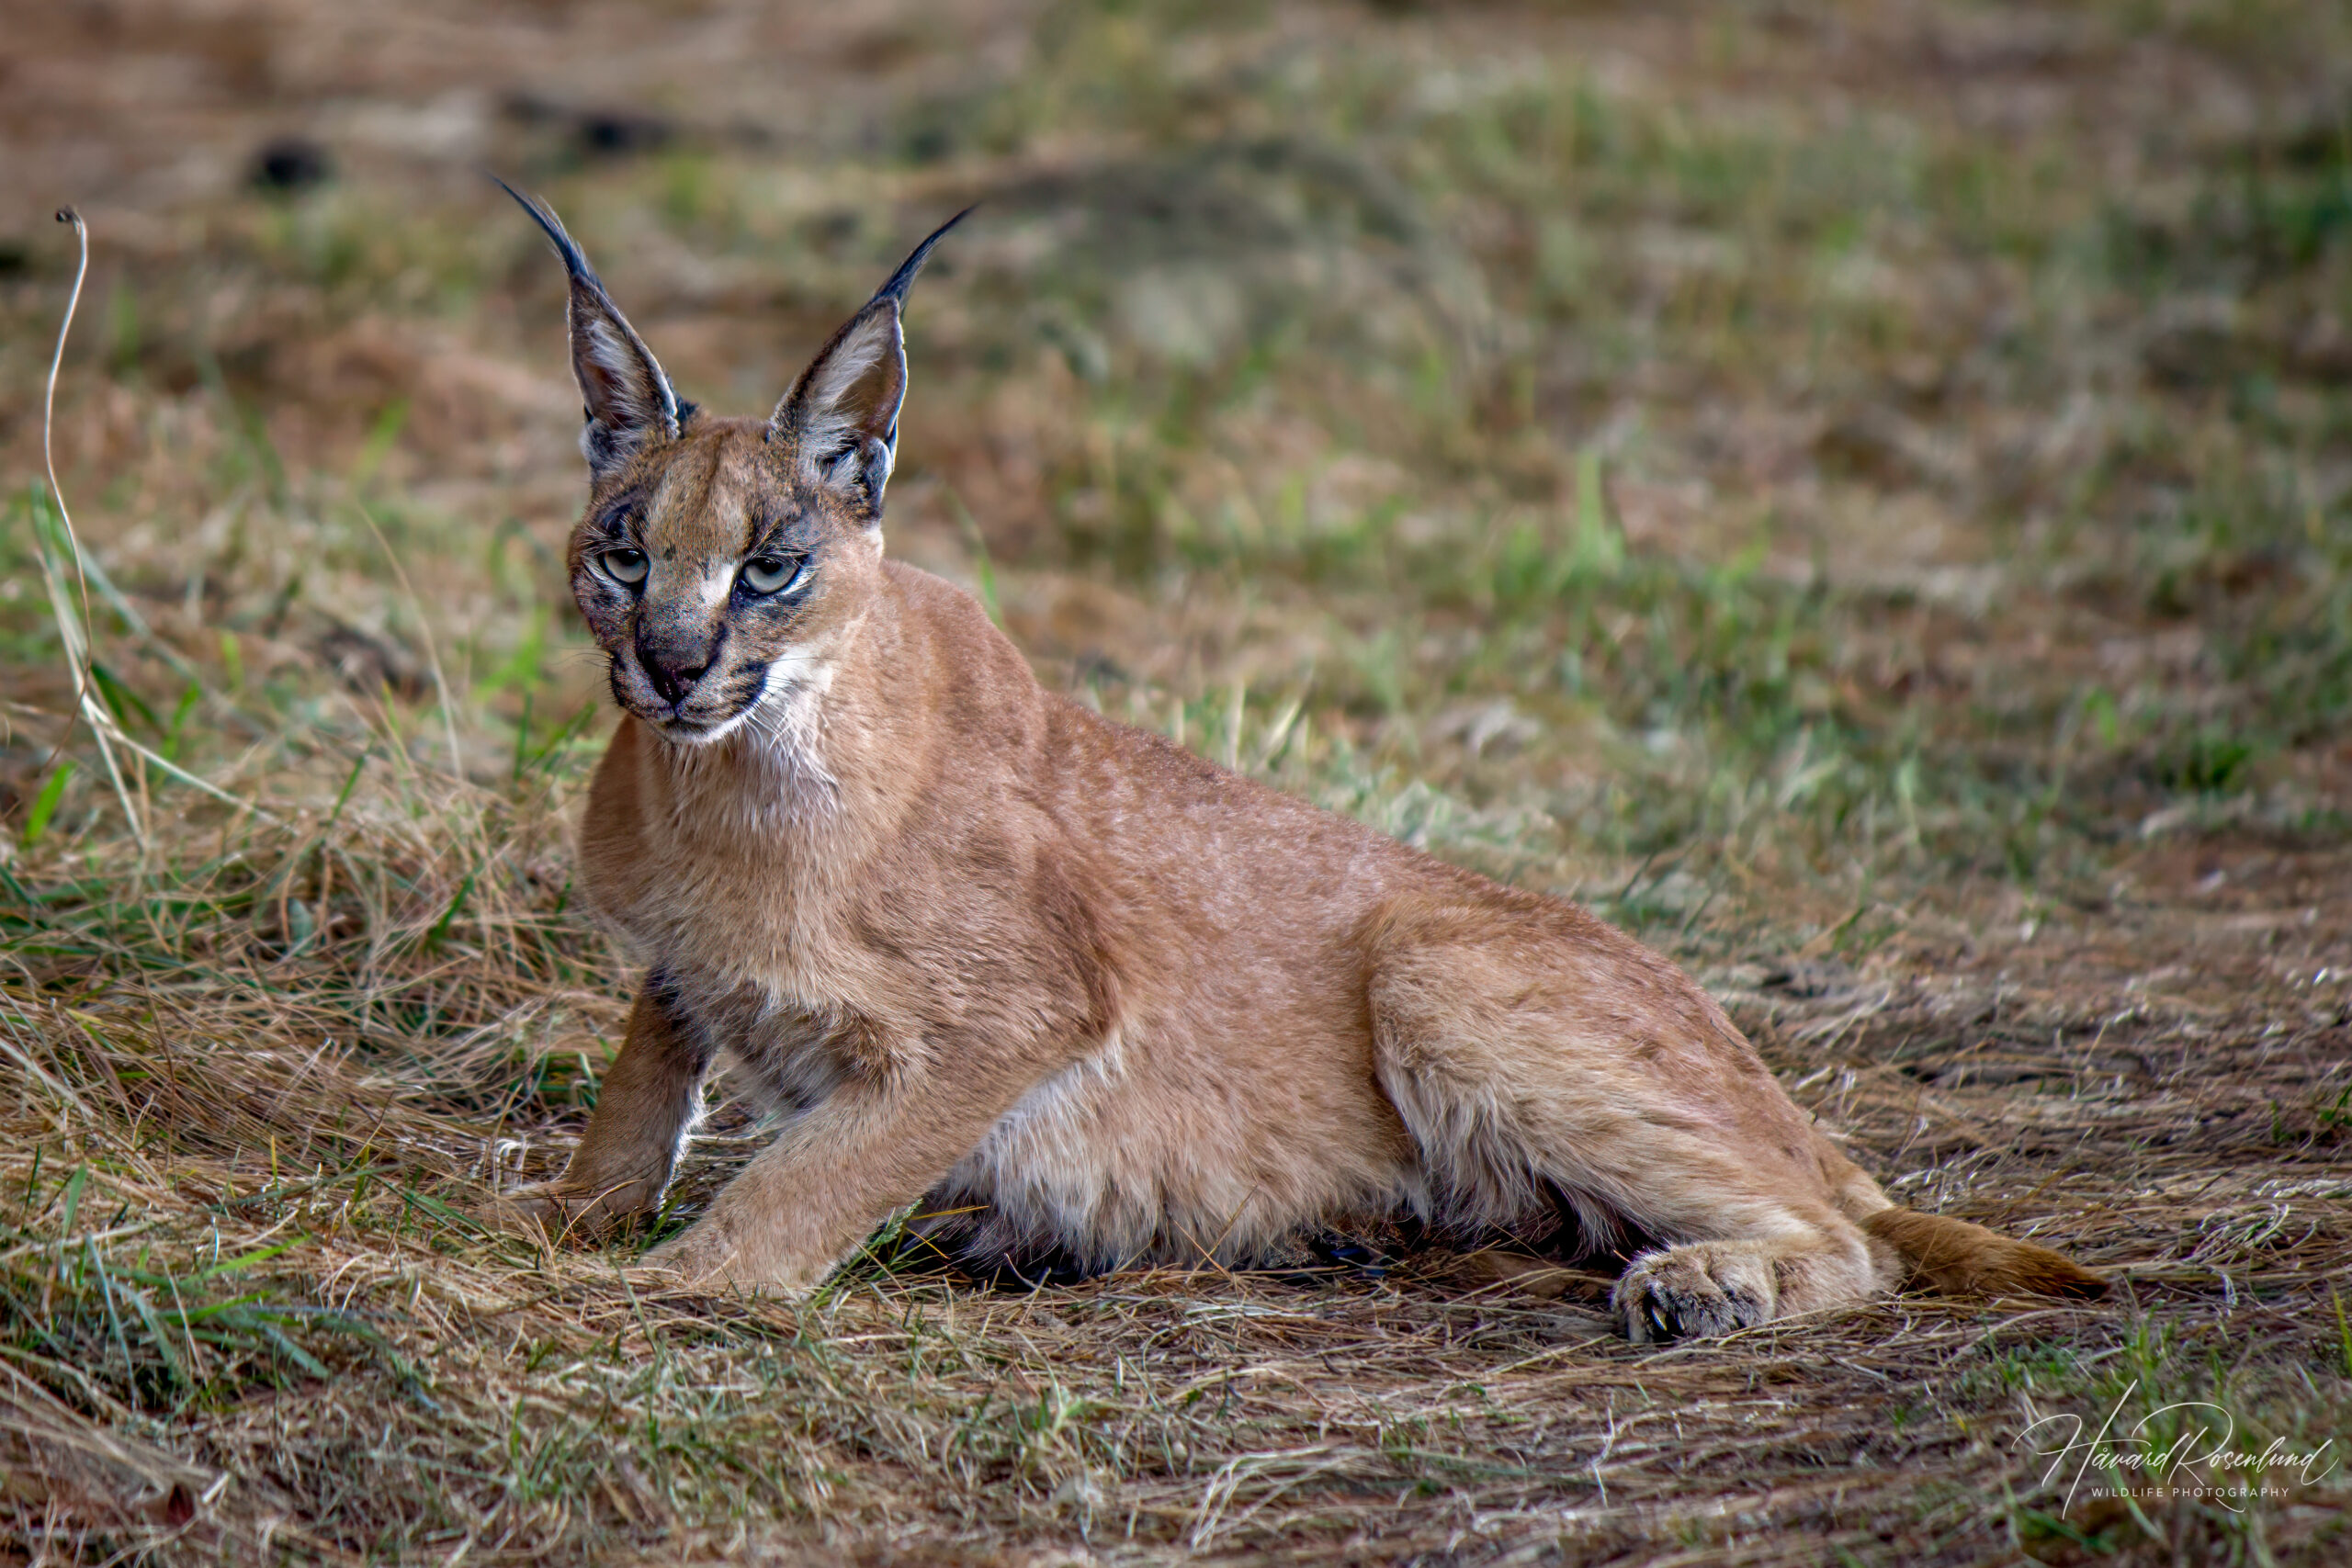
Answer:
[482,1179,659,1244]
[639,1219,748,1291]
[639,1220,828,1299]
[1612,1243,1778,1343]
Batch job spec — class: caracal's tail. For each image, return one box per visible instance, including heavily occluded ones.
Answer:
[1860,1206,2108,1300]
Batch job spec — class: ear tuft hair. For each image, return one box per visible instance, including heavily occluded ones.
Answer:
[495,175,682,479]
[767,208,974,516]
[869,205,977,315]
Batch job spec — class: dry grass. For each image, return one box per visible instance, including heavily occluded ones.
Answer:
[5,1,2351,1562]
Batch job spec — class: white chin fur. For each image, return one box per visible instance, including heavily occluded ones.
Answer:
[649,650,839,821]
[652,650,823,750]
[750,655,841,807]
[661,708,755,747]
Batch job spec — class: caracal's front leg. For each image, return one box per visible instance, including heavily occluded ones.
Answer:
[643,1040,1035,1294]
[490,974,711,1241]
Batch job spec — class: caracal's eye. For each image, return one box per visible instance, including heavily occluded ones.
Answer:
[740,554,803,596]
[598,547,649,587]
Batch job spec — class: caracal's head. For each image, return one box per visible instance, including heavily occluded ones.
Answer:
[503,180,967,747]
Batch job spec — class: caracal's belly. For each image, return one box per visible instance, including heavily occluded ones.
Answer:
[927,1007,1419,1272]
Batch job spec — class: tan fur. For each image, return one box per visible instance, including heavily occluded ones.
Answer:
[1860,1207,2108,1302]
[487,197,2106,1338]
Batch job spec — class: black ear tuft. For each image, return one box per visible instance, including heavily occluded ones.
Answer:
[870,205,977,312]
[494,175,681,479]
[765,208,974,517]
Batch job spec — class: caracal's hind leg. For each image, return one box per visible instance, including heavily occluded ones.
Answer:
[1361,895,1896,1342]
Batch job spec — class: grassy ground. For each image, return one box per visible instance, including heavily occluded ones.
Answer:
[4,0,2350,1562]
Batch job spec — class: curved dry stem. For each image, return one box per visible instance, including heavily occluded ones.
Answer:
[35,207,144,850]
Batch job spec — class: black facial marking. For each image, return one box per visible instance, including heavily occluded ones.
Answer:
[590,486,649,543]
[724,664,770,706]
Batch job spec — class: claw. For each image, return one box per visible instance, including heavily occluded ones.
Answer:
[1611,1243,1779,1342]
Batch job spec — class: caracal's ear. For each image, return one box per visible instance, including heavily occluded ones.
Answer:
[495,176,683,480]
[767,208,973,519]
